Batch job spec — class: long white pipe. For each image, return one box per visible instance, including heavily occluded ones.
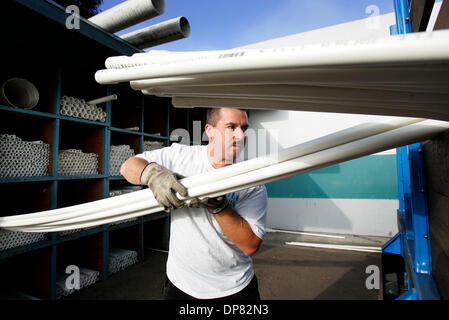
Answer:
[145,84,449,106]
[169,96,449,121]
[120,16,191,49]
[0,117,422,228]
[127,65,449,90]
[88,0,166,33]
[95,29,449,84]
[87,94,118,105]
[159,93,449,117]
[2,119,448,232]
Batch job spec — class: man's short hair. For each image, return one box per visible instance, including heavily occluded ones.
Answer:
[206,108,222,126]
[206,108,248,126]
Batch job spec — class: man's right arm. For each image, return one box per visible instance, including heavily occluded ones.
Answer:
[120,156,149,185]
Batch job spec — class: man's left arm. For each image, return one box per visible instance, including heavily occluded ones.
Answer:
[213,206,262,256]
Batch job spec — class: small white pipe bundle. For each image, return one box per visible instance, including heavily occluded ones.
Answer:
[1,117,448,232]
[58,149,98,176]
[109,145,135,176]
[95,30,449,120]
[143,140,164,151]
[60,96,107,122]
[0,134,50,177]
[108,248,138,274]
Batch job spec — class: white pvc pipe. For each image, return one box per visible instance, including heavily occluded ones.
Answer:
[7,118,449,232]
[95,29,449,84]
[2,119,448,232]
[0,116,420,228]
[169,96,449,121]
[88,0,166,33]
[120,16,191,49]
[145,84,449,105]
[87,94,118,105]
[160,93,449,117]
[128,66,449,90]
[0,78,39,109]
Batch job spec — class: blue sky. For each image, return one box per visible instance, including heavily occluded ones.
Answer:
[100,0,396,51]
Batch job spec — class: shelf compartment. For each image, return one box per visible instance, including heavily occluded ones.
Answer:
[0,112,53,178]
[144,216,170,252]
[59,120,103,175]
[109,179,143,199]
[0,47,58,114]
[110,131,139,176]
[0,181,53,217]
[0,246,53,299]
[109,224,142,262]
[110,85,142,130]
[143,96,169,136]
[57,178,103,208]
[56,232,103,298]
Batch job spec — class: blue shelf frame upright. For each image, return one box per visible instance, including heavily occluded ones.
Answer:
[381,0,440,300]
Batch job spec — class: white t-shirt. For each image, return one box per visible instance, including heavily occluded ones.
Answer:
[135,143,267,299]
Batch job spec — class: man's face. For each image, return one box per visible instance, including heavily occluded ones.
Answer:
[206,108,248,164]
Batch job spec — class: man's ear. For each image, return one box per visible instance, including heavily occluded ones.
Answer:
[205,123,214,141]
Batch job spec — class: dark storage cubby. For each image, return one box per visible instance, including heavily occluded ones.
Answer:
[110,85,142,130]
[0,46,58,114]
[144,216,171,252]
[144,96,170,136]
[0,181,53,217]
[109,224,143,259]
[0,246,53,300]
[60,63,107,106]
[57,179,103,208]
[110,131,142,155]
[57,232,104,279]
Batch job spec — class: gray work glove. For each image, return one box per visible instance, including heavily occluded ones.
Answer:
[140,162,188,212]
[187,196,229,214]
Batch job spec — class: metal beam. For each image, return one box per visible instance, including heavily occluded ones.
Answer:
[409,0,435,31]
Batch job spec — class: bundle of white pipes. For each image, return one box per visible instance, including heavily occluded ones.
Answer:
[1,116,448,233]
[109,145,135,176]
[0,229,46,251]
[58,149,98,176]
[143,140,164,151]
[108,248,139,274]
[60,96,107,122]
[0,134,50,177]
[95,29,449,120]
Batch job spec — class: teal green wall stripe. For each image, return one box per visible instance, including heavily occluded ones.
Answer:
[266,155,398,199]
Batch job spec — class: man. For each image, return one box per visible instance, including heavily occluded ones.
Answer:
[120,107,267,300]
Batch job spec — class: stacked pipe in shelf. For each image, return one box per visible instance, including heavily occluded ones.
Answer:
[109,145,135,176]
[56,267,100,299]
[108,248,138,274]
[58,149,98,176]
[60,96,106,122]
[143,140,164,151]
[0,134,50,177]
[0,229,47,251]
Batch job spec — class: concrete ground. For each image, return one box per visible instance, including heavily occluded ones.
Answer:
[65,231,387,300]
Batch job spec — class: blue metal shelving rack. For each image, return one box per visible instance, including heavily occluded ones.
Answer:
[381,0,440,300]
